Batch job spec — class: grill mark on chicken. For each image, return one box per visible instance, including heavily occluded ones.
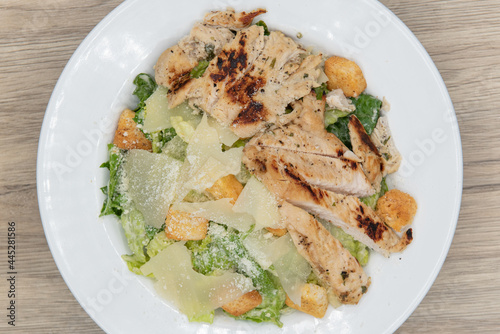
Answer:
[233,101,266,125]
[349,115,380,154]
[210,46,249,83]
[349,115,385,192]
[170,70,192,92]
[355,214,385,242]
[227,72,266,104]
[282,162,324,203]
[243,144,412,256]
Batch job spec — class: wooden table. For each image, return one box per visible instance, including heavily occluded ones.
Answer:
[1,0,499,333]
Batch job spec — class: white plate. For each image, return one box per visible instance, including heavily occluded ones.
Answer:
[37,0,463,333]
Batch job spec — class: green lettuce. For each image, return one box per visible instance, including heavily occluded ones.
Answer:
[130,74,177,153]
[324,109,353,127]
[319,216,371,267]
[132,73,157,106]
[146,230,175,259]
[100,144,126,217]
[360,177,388,210]
[314,82,329,100]
[188,223,286,326]
[325,224,370,266]
[326,93,382,148]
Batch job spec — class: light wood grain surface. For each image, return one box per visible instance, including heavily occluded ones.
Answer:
[1,0,499,333]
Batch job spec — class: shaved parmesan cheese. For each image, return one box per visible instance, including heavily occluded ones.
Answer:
[122,149,182,228]
[172,199,255,232]
[242,230,280,269]
[143,86,201,133]
[272,235,312,306]
[233,176,279,229]
[242,232,311,305]
[141,243,253,320]
[176,114,243,201]
[207,116,239,146]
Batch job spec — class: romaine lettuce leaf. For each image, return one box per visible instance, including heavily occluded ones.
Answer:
[351,93,382,135]
[120,206,149,264]
[322,221,370,267]
[326,93,382,148]
[360,177,388,210]
[132,73,157,108]
[100,144,126,217]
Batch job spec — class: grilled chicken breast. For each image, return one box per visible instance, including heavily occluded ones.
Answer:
[371,116,402,174]
[245,93,373,197]
[155,22,235,92]
[186,25,266,121]
[187,30,322,138]
[243,145,412,256]
[245,145,373,198]
[204,8,267,29]
[348,115,385,192]
[248,92,358,160]
[280,202,370,304]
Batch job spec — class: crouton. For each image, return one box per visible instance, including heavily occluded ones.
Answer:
[266,227,288,237]
[324,56,367,98]
[205,174,244,204]
[164,208,208,240]
[285,283,328,318]
[222,290,262,316]
[113,109,152,151]
[376,189,417,232]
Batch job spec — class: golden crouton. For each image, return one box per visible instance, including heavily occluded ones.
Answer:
[205,174,244,204]
[266,227,288,237]
[376,189,417,232]
[113,109,152,151]
[164,208,208,240]
[285,283,328,318]
[324,56,367,98]
[222,290,262,316]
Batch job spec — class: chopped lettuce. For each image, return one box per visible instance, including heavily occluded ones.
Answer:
[327,117,352,148]
[150,127,177,153]
[351,93,382,135]
[189,223,286,326]
[360,177,388,210]
[100,144,126,217]
[326,93,382,148]
[314,82,329,100]
[322,221,370,266]
[120,206,149,263]
[100,143,172,273]
[130,74,177,153]
[324,109,353,127]
[133,73,157,106]
[146,230,175,259]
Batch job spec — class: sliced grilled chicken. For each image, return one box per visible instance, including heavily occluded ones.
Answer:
[243,145,413,256]
[245,145,373,197]
[204,8,267,29]
[228,32,320,137]
[248,93,361,161]
[349,115,385,192]
[280,202,370,304]
[155,22,234,92]
[186,25,266,120]
[370,116,402,174]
